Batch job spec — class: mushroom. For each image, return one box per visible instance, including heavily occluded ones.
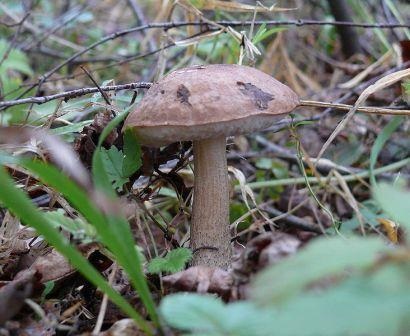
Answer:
[124,64,299,269]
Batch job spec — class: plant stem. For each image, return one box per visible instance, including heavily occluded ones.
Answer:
[240,158,410,190]
[300,100,410,116]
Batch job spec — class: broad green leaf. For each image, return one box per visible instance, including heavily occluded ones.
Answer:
[100,146,128,191]
[160,294,275,336]
[0,39,33,76]
[268,263,410,336]
[92,109,131,195]
[147,248,192,274]
[92,146,115,196]
[252,236,387,304]
[340,200,382,233]
[49,120,93,136]
[123,128,142,177]
[255,157,272,170]
[161,260,410,336]
[374,183,410,229]
[161,294,226,333]
[44,209,96,243]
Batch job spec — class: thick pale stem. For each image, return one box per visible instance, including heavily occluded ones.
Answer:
[191,136,232,269]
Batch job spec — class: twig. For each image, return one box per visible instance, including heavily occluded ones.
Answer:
[260,205,322,234]
[0,13,30,67]
[2,83,409,117]
[22,5,88,51]
[254,135,358,175]
[80,66,112,106]
[0,83,151,109]
[299,100,410,116]
[0,3,82,51]
[218,19,410,29]
[7,17,410,102]
[240,158,410,190]
[92,263,118,335]
[126,0,156,52]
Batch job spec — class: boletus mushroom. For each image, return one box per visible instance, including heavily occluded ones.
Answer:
[124,64,299,269]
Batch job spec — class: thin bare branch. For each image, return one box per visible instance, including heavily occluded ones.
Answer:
[0,83,151,109]
[300,100,410,116]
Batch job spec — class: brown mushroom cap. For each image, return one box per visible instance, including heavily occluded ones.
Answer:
[124,64,299,146]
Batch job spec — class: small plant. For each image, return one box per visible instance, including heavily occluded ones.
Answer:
[148,247,193,274]
[160,234,410,336]
[0,116,159,334]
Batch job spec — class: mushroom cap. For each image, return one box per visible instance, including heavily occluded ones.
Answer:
[124,64,299,147]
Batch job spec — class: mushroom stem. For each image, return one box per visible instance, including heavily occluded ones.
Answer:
[191,136,232,269]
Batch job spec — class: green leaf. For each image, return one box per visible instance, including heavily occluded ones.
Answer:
[369,116,403,185]
[161,294,226,333]
[100,146,128,191]
[19,160,159,328]
[161,261,410,336]
[92,109,131,195]
[160,293,275,336]
[325,138,364,166]
[374,183,410,229]
[267,263,410,336]
[252,236,388,304]
[40,281,55,304]
[255,157,272,170]
[123,128,142,177]
[403,80,410,99]
[340,200,382,233]
[0,166,151,334]
[49,120,92,136]
[44,209,96,243]
[252,25,286,45]
[0,39,33,76]
[148,248,192,274]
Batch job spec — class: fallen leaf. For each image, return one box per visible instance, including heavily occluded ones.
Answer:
[163,266,233,299]
[0,269,37,324]
[234,232,301,276]
[98,318,145,336]
[30,249,75,283]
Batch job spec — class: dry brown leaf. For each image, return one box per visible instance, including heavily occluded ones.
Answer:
[162,266,233,298]
[30,249,75,284]
[98,319,145,336]
[74,109,118,168]
[0,269,37,324]
[27,244,110,285]
[233,232,300,277]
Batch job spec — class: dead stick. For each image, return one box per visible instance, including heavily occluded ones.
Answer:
[300,100,410,116]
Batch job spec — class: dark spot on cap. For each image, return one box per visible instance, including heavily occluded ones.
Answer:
[160,90,165,94]
[237,81,274,110]
[176,84,191,106]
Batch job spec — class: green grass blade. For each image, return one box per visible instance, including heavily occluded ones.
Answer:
[22,160,160,327]
[0,166,152,335]
[369,116,402,186]
[90,110,160,326]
